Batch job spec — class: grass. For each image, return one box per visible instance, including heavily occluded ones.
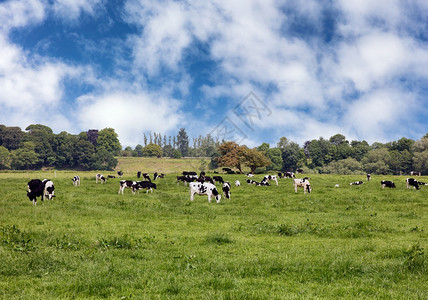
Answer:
[0,164,427,299]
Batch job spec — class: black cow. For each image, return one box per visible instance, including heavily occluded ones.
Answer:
[135,181,157,193]
[213,176,224,184]
[381,180,396,188]
[197,176,214,184]
[406,178,420,190]
[137,171,142,178]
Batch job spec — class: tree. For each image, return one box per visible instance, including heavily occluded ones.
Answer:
[265,148,283,171]
[92,146,118,170]
[361,148,391,174]
[134,144,144,157]
[25,124,56,167]
[10,142,40,169]
[281,141,304,171]
[244,148,271,173]
[53,131,78,169]
[97,128,122,156]
[74,139,96,170]
[177,128,189,157]
[0,146,11,169]
[216,141,246,173]
[1,126,24,150]
[412,151,428,175]
[142,143,162,158]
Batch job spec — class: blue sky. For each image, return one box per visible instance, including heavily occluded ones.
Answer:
[1,0,428,148]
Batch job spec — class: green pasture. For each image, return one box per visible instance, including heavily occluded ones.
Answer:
[0,170,427,299]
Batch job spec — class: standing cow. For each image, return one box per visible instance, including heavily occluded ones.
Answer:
[189,182,221,203]
[293,178,311,194]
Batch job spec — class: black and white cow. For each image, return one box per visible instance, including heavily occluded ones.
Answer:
[293,178,311,194]
[410,171,421,176]
[222,181,231,199]
[137,171,142,178]
[135,181,157,193]
[350,181,364,185]
[197,176,214,184]
[406,178,420,190]
[42,179,55,201]
[296,168,304,174]
[235,180,240,186]
[246,173,254,177]
[381,180,396,188]
[258,180,271,186]
[284,172,295,178]
[176,176,196,186]
[118,180,137,194]
[142,173,151,181]
[117,171,123,177]
[262,175,278,186]
[246,179,257,185]
[96,173,106,184]
[366,173,371,181]
[27,179,45,205]
[189,182,221,203]
[107,175,116,178]
[153,172,165,180]
[213,176,224,184]
[72,175,80,186]
[183,171,198,177]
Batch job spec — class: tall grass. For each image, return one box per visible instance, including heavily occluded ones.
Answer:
[0,169,426,299]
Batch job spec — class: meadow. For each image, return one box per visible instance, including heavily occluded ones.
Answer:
[0,164,427,299]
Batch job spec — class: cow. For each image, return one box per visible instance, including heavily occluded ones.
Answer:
[153,172,165,180]
[258,180,271,186]
[200,171,206,177]
[235,180,240,186]
[183,171,198,177]
[213,176,224,184]
[96,173,106,184]
[410,171,421,176]
[350,181,364,185]
[107,175,116,178]
[293,178,311,194]
[118,180,137,195]
[296,168,304,174]
[117,171,123,177]
[189,182,221,203]
[137,171,142,178]
[176,176,196,186]
[381,180,396,189]
[246,173,254,177]
[142,173,151,181]
[222,182,231,199]
[262,175,278,186]
[72,175,80,186]
[406,178,420,190]
[27,179,45,205]
[135,181,157,193]
[246,179,257,185]
[197,176,214,184]
[284,172,295,178]
[418,181,428,186]
[367,173,371,181]
[42,179,55,200]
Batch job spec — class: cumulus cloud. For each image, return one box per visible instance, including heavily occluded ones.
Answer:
[52,0,103,20]
[76,92,184,147]
[0,0,45,32]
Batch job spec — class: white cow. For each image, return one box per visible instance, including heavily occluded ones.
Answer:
[293,178,311,194]
[189,182,221,203]
[96,173,106,184]
[42,179,55,200]
[72,175,80,186]
[262,175,278,186]
[222,182,231,199]
[235,180,240,186]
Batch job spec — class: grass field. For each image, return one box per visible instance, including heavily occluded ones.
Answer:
[0,163,427,299]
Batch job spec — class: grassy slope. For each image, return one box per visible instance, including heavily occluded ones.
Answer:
[0,161,427,299]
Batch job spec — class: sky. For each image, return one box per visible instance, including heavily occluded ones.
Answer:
[1,0,428,148]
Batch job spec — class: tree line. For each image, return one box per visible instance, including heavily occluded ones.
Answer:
[1,124,427,175]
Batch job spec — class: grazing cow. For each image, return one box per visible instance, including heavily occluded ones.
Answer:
[410,171,421,176]
[142,173,151,181]
[176,176,196,186]
[200,171,206,177]
[262,175,278,186]
[72,175,80,186]
[183,171,198,177]
[222,167,232,174]
[96,173,106,184]
[235,180,240,186]
[137,171,142,178]
[366,173,371,181]
[118,180,137,194]
[381,180,396,189]
[197,176,214,184]
[27,179,45,205]
[117,171,123,177]
[189,182,221,203]
[284,172,295,178]
[350,181,364,185]
[107,175,116,178]
[213,176,224,184]
[258,181,271,186]
[296,168,304,174]
[406,178,420,190]
[135,181,157,193]
[418,181,427,186]
[42,179,55,200]
[246,179,257,185]
[246,173,254,177]
[293,178,311,194]
[154,173,165,179]
[222,182,231,199]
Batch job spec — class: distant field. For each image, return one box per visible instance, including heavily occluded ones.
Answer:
[0,168,427,298]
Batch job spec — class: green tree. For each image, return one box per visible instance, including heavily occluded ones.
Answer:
[171,149,182,158]
[361,148,391,174]
[281,142,304,171]
[53,131,78,169]
[10,141,40,169]
[134,144,144,157]
[216,141,246,173]
[142,143,163,157]
[322,158,363,174]
[350,140,371,161]
[97,128,122,156]
[265,148,283,171]
[74,139,96,170]
[1,126,24,150]
[25,124,56,167]
[244,148,271,173]
[177,128,189,157]
[307,137,330,167]
[0,146,11,169]
[92,146,118,170]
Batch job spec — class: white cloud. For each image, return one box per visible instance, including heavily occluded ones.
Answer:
[76,92,184,147]
[52,0,103,20]
[0,0,45,32]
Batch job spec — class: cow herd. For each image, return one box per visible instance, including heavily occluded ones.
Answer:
[26,169,425,205]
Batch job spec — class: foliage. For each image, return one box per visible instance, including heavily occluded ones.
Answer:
[142,143,163,158]
[97,128,122,156]
[0,146,11,169]
[216,141,247,173]
[177,128,189,157]
[243,148,271,173]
